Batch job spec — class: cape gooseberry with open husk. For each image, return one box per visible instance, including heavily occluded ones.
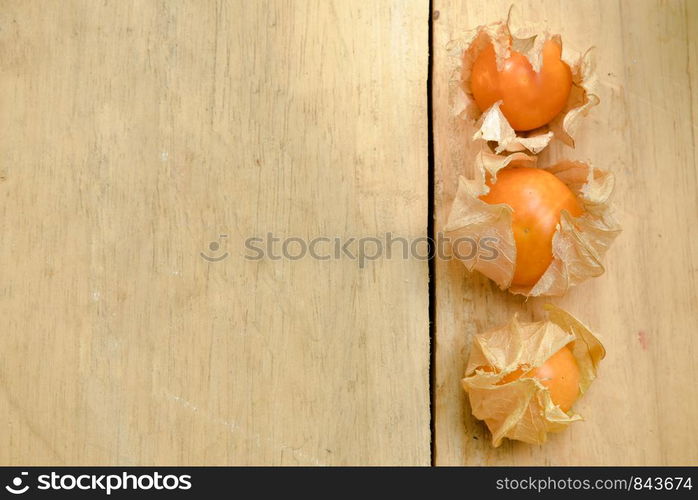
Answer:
[480,166,583,288]
[462,305,605,446]
[444,151,621,297]
[448,17,598,154]
[471,39,573,132]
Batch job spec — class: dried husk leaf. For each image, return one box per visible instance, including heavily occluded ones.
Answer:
[448,18,599,153]
[462,304,605,447]
[444,151,621,297]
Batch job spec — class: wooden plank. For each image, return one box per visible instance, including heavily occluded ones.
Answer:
[0,0,430,465]
[433,0,698,465]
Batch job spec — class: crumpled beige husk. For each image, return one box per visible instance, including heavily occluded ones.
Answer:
[444,151,621,297]
[462,304,605,447]
[448,17,599,154]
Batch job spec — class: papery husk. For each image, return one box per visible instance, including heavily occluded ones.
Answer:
[448,17,599,154]
[444,151,621,297]
[462,304,605,447]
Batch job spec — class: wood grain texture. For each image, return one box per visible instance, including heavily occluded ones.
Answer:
[433,0,698,465]
[0,0,430,465]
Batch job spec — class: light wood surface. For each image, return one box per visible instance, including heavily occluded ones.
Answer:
[0,0,430,465]
[433,0,698,465]
[3,0,697,467]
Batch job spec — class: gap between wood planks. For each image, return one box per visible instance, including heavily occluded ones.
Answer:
[427,0,436,467]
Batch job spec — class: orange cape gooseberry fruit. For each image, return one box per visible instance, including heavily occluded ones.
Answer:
[480,345,581,412]
[479,166,583,287]
[470,39,573,131]
[500,345,580,412]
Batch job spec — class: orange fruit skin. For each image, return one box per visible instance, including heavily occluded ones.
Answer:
[470,40,573,131]
[499,346,580,412]
[479,167,583,287]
